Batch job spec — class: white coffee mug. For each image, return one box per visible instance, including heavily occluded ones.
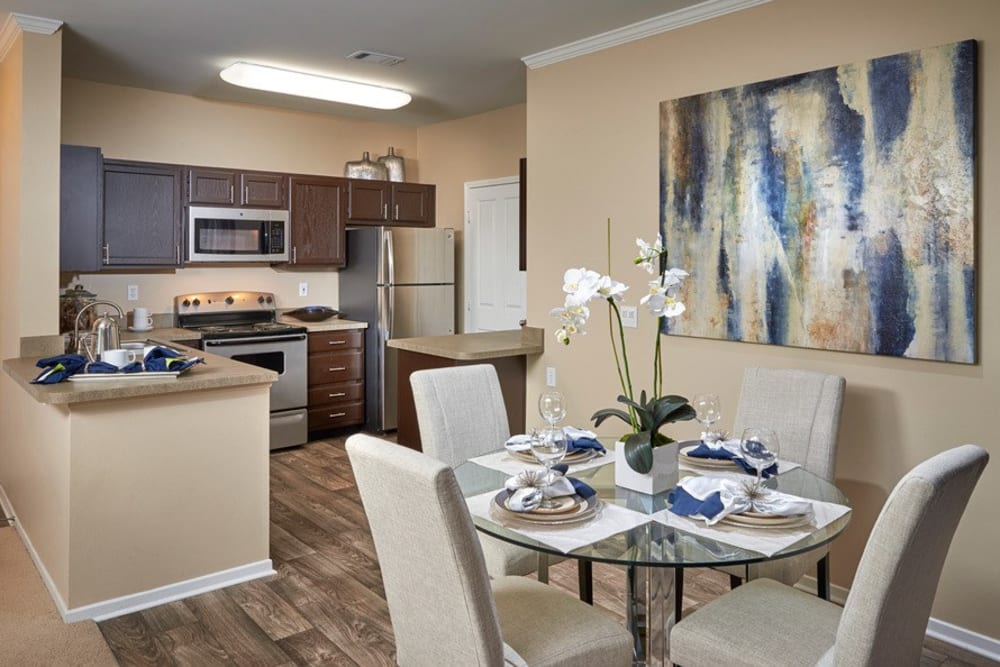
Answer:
[132,307,153,331]
[101,348,140,369]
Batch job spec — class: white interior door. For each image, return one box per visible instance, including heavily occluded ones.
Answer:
[464,178,525,332]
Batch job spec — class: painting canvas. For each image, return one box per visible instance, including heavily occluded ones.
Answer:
[659,40,976,363]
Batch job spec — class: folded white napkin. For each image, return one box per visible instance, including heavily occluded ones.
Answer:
[669,476,814,526]
[503,469,576,511]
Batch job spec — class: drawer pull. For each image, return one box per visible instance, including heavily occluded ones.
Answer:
[329,367,347,372]
[329,392,347,398]
[327,339,347,345]
[329,412,347,418]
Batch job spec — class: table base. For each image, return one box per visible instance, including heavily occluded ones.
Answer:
[628,565,675,666]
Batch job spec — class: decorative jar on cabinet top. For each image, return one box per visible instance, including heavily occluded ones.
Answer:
[377,146,405,182]
[344,151,388,180]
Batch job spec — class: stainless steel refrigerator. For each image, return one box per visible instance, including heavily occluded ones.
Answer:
[339,227,455,432]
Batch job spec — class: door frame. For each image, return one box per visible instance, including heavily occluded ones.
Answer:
[463,175,521,333]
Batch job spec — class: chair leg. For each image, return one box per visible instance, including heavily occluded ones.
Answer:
[577,560,593,604]
[817,554,830,600]
[675,568,684,622]
[729,574,743,590]
[537,553,549,584]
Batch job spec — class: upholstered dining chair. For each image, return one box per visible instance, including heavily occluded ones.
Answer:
[670,444,988,667]
[718,367,846,597]
[346,433,633,667]
[410,364,545,579]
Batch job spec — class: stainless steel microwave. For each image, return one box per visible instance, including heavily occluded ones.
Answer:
[187,206,290,263]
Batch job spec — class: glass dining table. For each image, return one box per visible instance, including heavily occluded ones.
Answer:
[453,441,851,667]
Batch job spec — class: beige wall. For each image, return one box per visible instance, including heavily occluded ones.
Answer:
[60,79,422,313]
[526,0,998,636]
[417,104,527,331]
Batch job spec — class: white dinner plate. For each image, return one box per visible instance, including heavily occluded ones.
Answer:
[491,491,600,525]
[718,511,812,529]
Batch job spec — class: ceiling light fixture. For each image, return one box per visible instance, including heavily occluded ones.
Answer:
[220,62,411,110]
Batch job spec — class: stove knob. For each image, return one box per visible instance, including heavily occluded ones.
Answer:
[265,295,273,304]
[182,299,191,308]
[257,295,265,304]
[226,296,235,305]
[192,298,201,307]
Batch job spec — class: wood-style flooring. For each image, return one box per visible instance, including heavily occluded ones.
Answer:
[98,436,996,666]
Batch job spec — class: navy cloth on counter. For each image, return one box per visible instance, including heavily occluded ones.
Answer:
[686,442,778,478]
[141,346,205,372]
[567,436,606,455]
[85,361,120,374]
[31,354,87,384]
[667,485,725,520]
[551,464,596,499]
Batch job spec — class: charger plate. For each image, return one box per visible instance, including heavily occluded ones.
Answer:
[491,491,600,525]
[508,449,597,465]
[719,511,812,529]
[680,444,739,469]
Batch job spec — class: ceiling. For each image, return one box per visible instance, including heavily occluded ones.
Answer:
[0,0,724,125]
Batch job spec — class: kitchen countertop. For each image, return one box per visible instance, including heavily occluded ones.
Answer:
[387,327,544,360]
[275,316,368,332]
[3,338,275,405]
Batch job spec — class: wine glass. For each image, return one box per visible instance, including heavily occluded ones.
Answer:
[692,393,722,443]
[530,427,567,509]
[538,390,567,428]
[739,427,780,491]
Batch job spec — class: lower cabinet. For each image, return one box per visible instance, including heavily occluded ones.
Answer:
[307,329,365,432]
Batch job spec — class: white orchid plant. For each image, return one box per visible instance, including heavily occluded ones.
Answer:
[550,223,696,474]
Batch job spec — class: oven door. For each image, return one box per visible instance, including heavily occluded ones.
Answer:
[202,333,307,411]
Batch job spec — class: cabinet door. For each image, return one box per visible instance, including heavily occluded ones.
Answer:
[347,179,390,224]
[289,176,347,266]
[391,182,436,227]
[187,168,236,205]
[241,172,286,208]
[103,161,183,267]
[60,145,104,272]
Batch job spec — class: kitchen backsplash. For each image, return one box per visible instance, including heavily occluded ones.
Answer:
[63,266,340,318]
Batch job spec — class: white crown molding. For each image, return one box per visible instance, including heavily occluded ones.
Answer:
[522,0,771,69]
[0,13,63,61]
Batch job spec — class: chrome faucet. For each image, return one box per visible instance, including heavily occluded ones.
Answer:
[75,300,125,361]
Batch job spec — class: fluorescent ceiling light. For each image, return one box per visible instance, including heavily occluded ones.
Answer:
[220,62,411,110]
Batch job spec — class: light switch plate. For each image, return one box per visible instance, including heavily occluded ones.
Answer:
[621,305,638,328]
[127,285,139,301]
[546,366,556,387]
[298,282,308,297]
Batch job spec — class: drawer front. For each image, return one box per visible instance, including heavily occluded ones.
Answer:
[308,380,363,407]
[308,329,363,353]
[308,351,362,385]
[309,401,364,430]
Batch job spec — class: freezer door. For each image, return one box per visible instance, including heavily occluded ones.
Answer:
[380,283,455,431]
[385,227,454,285]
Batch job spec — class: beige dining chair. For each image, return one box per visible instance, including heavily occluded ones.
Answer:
[410,364,546,579]
[346,433,633,667]
[670,444,988,667]
[717,367,846,598]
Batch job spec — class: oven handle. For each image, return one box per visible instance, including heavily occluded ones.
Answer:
[203,333,307,346]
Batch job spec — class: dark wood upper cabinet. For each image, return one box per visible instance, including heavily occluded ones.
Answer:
[187,168,286,208]
[346,180,390,223]
[390,183,435,227]
[103,160,183,267]
[60,145,104,273]
[288,176,347,266]
[347,180,435,227]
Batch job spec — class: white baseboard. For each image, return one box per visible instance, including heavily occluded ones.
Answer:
[0,483,274,623]
[797,575,1000,662]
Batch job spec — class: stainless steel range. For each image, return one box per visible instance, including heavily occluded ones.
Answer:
[175,291,308,450]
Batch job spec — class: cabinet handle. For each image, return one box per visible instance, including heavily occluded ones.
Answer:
[102,244,110,264]
[244,186,249,203]
[329,392,346,398]
[328,367,347,372]
[327,340,346,345]
[383,203,388,220]
[394,203,399,220]
[229,184,234,203]
[175,245,181,264]
[292,246,297,264]
[329,412,347,418]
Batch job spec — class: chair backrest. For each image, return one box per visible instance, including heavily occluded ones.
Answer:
[410,364,510,467]
[834,444,988,666]
[732,367,845,480]
[346,433,505,666]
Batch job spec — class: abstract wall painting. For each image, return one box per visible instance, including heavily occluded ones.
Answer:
[659,40,976,363]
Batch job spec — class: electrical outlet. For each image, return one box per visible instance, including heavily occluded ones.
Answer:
[127,285,139,301]
[298,282,308,297]
[621,305,638,328]
[546,366,556,387]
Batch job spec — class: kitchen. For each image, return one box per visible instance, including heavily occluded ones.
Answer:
[3,0,999,663]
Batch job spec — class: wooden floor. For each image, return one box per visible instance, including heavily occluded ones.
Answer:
[98,436,996,666]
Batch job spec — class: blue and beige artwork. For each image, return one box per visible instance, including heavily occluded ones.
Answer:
[659,40,976,363]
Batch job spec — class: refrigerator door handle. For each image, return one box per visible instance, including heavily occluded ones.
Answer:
[385,228,395,286]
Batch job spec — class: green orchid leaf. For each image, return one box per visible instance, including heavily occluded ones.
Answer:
[591,407,633,427]
[622,431,653,474]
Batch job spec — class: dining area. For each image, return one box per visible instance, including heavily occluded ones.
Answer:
[345,362,989,666]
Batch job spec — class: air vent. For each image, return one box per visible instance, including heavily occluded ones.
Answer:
[346,50,405,66]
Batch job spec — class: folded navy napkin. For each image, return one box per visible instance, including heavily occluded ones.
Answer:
[32,354,87,384]
[563,426,607,455]
[668,476,814,526]
[85,361,120,374]
[668,485,725,521]
[551,464,596,499]
[686,442,778,478]
[142,347,205,372]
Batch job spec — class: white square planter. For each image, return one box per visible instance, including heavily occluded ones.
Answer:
[614,439,679,495]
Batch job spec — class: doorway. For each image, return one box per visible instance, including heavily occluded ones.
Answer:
[464,177,525,332]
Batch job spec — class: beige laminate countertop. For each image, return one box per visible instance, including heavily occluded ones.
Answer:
[3,338,275,405]
[275,316,368,332]
[387,327,544,361]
